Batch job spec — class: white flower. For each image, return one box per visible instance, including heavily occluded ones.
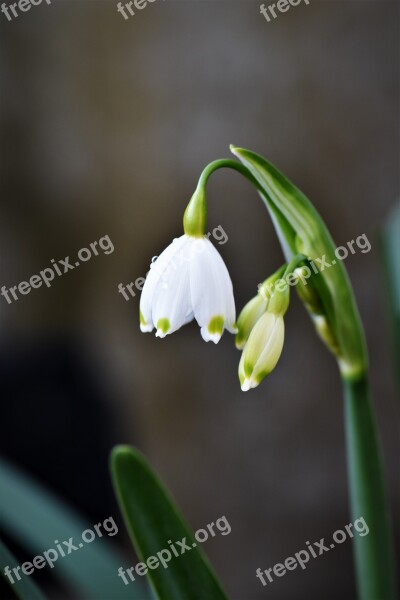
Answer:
[140,234,237,343]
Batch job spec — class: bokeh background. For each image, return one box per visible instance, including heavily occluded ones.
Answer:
[1,0,399,598]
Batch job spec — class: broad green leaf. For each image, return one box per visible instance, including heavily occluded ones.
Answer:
[110,446,228,600]
[0,458,147,600]
[0,538,47,600]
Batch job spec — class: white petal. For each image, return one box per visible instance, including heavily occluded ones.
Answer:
[150,236,201,336]
[189,239,236,340]
[139,235,189,331]
[241,379,252,392]
[152,260,192,336]
[200,327,221,344]
[155,328,168,338]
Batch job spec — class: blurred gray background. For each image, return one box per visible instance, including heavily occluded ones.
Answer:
[1,0,399,598]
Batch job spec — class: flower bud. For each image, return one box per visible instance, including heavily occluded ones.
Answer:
[239,312,285,391]
[294,267,324,315]
[293,268,340,356]
[267,285,289,317]
[313,314,340,357]
[235,294,268,350]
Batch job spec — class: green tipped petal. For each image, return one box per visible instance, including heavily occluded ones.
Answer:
[208,315,225,334]
[156,318,171,338]
[201,315,226,343]
[238,351,248,390]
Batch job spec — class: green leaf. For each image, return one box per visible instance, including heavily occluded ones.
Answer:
[230,145,367,380]
[0,538,47,600]
[0,458,147,600]
[380,202,400,392]
[110,446,229,600]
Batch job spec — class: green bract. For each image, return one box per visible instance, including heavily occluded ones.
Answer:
[230,145,367,380]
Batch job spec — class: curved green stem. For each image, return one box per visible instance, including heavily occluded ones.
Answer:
[195,159,260,190]
[343,374,397,600]
[184,160,264,236]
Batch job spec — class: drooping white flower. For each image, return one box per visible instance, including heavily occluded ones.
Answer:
[140,234,237,343]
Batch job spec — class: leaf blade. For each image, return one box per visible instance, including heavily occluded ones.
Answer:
[110,446,228,600]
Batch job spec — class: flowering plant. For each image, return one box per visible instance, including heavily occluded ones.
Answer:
[139,146,396,600]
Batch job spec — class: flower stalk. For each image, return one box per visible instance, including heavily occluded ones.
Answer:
[344,375,397,600]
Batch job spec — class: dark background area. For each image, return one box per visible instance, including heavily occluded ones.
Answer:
[1,1,399,598]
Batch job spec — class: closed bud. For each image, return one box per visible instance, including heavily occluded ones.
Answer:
[294,267,324,315]
[313,314,340,357]
[235,294,268,350]
[239,312,285,391]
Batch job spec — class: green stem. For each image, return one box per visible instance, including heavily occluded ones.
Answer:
[282,254,307,277]
[195,159,259,189]
[184,159,263,237]
[343,374,397,600]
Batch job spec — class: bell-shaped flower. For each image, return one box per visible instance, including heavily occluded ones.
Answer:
[139,234,236,343]
[238,311,285,391]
